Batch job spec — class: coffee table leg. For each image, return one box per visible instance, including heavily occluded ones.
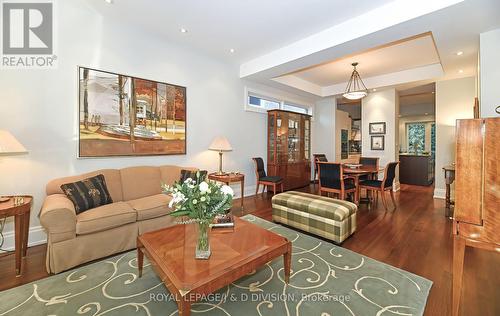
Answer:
[137,246,144,278]
[178,296,191,316]
[284,242,292,284]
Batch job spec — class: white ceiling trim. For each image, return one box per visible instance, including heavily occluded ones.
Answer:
[240,0,463,79]
[271,76,323,96]
[322,63,443,96]
[274,63,443,97]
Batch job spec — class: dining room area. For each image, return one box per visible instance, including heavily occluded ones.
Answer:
[312,154,399,210]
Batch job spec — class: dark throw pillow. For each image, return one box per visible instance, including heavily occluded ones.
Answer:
[60,174,113,214]
[180,169,207,184]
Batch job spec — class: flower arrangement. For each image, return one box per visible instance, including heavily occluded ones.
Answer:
[161,173,234,259]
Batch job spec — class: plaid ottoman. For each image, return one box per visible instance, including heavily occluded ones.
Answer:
[272,191,357,243]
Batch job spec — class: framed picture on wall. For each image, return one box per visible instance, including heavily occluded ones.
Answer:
[371,135,385,150]
[369,122,386,134]
[78,67,186,158]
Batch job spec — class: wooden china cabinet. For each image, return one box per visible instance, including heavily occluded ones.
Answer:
[452,118,499,316]
[267,110,311,190]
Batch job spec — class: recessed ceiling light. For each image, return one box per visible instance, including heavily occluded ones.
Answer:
[104,0,113,4]
[180,28,188,33]
[229,48,235,53]
[431,91,435,94]
[372,88,377,92]
[458,69,464,73]
[456,51,463,56]
[425,112,429,115]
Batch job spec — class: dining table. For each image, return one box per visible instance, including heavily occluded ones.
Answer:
[343,164,384,205]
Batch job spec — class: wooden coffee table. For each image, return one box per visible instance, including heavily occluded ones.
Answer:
[137,217,292,316]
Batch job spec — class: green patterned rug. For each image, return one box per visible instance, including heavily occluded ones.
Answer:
[0,215,432,316]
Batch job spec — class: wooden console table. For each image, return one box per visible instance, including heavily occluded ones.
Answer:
[208,173,244,210]
[0,196,32,276]
[442,165,455,218]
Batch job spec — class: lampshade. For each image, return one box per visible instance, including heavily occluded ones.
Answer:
[0,130,28,156]
[208,136,232,152]
[342,62,368,100]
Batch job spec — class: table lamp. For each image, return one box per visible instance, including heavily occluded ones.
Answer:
[209,136,232,175]
[0,130,28,202]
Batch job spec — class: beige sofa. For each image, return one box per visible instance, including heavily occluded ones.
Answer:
[40,165,196,274]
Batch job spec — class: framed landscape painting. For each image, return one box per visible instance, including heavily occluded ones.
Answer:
[371,135,385,150]
[78,67,186,157]
[369,122,386,135]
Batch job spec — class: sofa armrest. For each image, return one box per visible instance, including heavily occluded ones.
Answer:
[40,194,77,243]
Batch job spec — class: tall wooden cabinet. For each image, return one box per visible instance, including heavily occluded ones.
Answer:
[267,110,311,190]
[453,118,500,316]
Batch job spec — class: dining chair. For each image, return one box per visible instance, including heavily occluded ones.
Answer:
[359,161,399,210]
[358,156,380,198]
[252,157,284,196]
[313,154,328,183]
[359,157,379,180]
[318,162,357,201]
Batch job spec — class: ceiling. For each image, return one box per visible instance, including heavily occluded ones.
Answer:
[399,83,435,117]
[86,0,393,63]
[290,34,440,86]
[88,0,500,99]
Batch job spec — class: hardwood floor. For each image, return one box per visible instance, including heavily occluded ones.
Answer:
[0,184,498,316]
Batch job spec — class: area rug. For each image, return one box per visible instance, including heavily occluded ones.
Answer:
[0,215,432,316]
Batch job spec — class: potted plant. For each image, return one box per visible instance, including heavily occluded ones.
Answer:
[162,173,234,259]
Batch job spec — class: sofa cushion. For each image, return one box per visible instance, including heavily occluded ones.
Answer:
[120,166,162,201]
[159,165,198,186]
[60,174,113,214]
[127,194,172,221]
[180,169,208,183]
[76,202,136,235]
[47,169,123,202]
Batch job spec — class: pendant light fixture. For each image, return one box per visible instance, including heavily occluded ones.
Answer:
[343,62,368,100]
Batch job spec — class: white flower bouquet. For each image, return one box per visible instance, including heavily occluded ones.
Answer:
[161,172,234,259]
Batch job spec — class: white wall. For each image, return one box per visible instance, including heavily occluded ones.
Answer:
[0,0,315,250]
[434,77,475,199]
[361,89,398,188]
[479,28,500,118]
[311,97,336,176]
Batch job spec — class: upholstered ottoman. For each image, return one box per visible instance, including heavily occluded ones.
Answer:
[272,191,357,243]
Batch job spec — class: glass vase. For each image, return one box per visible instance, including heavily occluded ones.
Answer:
[195,221,211,259]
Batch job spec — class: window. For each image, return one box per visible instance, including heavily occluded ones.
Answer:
[283,103,309,114]
[407,123,425,153]
[248,95,280,111]
[245,89,312,116]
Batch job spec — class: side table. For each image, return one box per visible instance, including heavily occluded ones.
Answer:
[0,195,32,276]
[208,173,244,210]
[443,165,455,218]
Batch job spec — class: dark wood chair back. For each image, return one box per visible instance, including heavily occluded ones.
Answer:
[252,157,266,181]
[360,157,379,168]
[318,162,343,190]
[382,162,399,188]
[313,154,328,179]
[359,157,379,180]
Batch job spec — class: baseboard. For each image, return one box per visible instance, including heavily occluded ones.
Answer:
[225,183,257,199]
[1,225,47,252]
[433,188,446,199]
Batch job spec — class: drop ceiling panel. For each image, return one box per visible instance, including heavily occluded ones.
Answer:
[290,34,440,86]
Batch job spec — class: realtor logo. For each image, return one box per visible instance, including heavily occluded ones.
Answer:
[1,0,57,68]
